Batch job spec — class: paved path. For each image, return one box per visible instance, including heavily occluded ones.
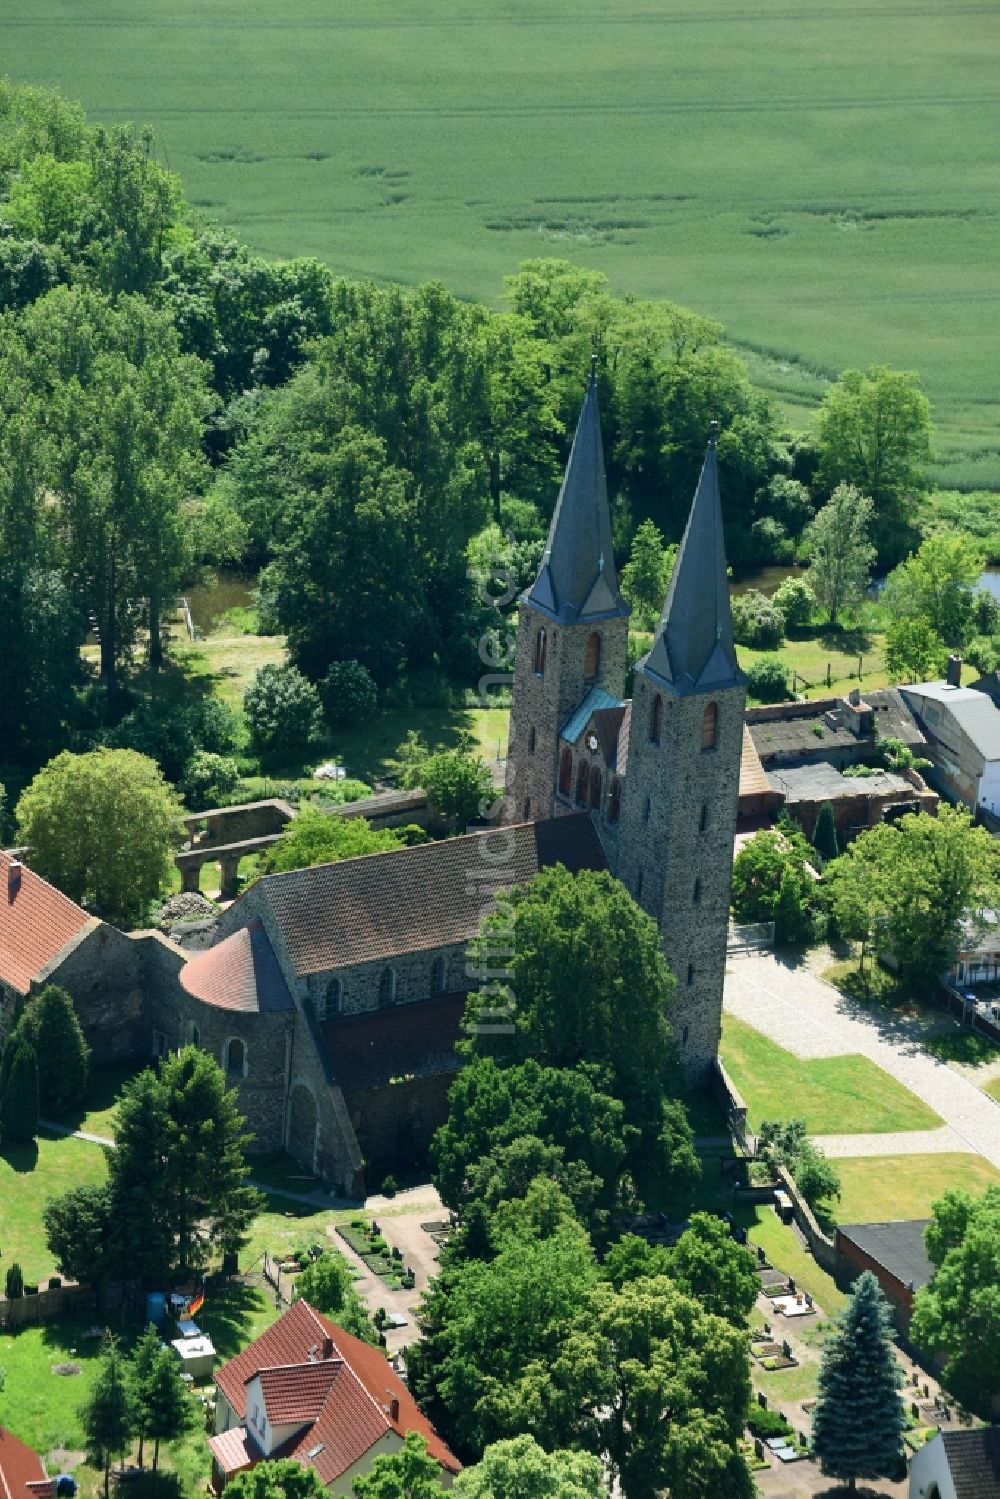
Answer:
[725,953,1000,1169]
[812,1125,976,1158]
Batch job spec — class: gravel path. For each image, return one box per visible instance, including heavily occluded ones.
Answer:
[811,1126,975,1159]
[724,953,1000,1168]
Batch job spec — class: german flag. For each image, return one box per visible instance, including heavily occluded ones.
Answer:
[187,1292,205,1318]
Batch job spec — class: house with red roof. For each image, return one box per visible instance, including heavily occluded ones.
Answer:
[208,1299,460,1495]
[0,1425,53,1499]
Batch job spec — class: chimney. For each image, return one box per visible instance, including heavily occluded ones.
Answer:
[322,1337,333,1360]
[947,653,962,688]
[8,860,22,898]
[389,1397,400,1423]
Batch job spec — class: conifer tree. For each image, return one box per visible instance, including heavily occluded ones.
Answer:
[14,983,90,1112]
[79,1335,135,1499]
[1,1034,39,1143]
[811,1271,905,1490]
[812,801,839,863]
[142,1343,192,1470]
[773,869,811,947]
[129,1324,161,1469]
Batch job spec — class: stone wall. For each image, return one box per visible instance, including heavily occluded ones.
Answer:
[345,1072,455,1179]
[287,1005,365,1196]
[39,922,147,1062]
[504,600,629,824]
[306,944,470,1020]
[618,674,746,1084]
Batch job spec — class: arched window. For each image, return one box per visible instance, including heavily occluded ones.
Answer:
[576,760,589,806]
[589,767,602,810]
[699,802,709,832]
[584,632,601,682]
[701,702,718,751]
[635,869,644,903]
[687,964,695,986]
[225,1037,246,1077]
[523,796,531,820]
[191,1024,200,1048]
[558,746,573,796]
[693,879,702,904]
[430,956,446,996]
[608,776,621,823]
[643,795,652,824]
[378,968,396,1007]
[650,695,662,745]
[321,977,341,1019]
[682,1025,690,1047]
[533,628,547,676]
[528,725,536,754]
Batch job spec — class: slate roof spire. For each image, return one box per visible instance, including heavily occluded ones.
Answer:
[643,423,743,694]
[525,359,628,625]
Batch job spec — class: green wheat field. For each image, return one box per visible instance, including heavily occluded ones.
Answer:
[6,0,999,483]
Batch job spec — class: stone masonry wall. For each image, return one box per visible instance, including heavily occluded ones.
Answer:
[40,922,147,1062]
[504,600,629,824]
[307,943,470,1019]
[618,672,746,1085]
[345,1072,455,1178]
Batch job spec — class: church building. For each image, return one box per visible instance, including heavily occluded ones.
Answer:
[3,371,744,1195]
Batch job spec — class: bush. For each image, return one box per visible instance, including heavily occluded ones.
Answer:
[731,590,785,650]
[181,751,241,811]
[5,1262,23,1299]
[746,658,790,704]
[243,664,322,767]
[381,1174,398,1197]
[48,1276,61,1289]
[24,1283,37,1296]
[411,749,495,827]
[772,576,816,631]
[749,517,794,565]
[320,660,378,728]
[748,1406,792,1439]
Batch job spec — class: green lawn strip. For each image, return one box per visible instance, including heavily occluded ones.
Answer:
[745,1208,847,1317]
[824,1153,1000,1227]
[0,1134,109,1285]
[720,1015,941,1135]
[985,1077,1000,1104]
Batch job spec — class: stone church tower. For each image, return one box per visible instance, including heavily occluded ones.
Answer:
[616,427,746,1079]
[505,377,745,1083]
[504,363,630,824]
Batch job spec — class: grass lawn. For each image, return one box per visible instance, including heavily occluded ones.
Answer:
[824,1153,1000,1227]
[5,0,999,483]
[50,1059,145,1140]
[739,629,888,703]
[0,1133,109,1285]
[986,1077,1000,1104]
[720,1015,941,1135]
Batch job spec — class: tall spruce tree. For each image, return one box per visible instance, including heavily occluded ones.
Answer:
[79,1335,135,1499]
[142,1342,193,1470]
[811,1271,905,1490]
[812,801,839,863]
[1,1034,39,1144]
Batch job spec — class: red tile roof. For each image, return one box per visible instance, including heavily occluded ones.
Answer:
[207,1426,257,1477]
[323,993,467,1092]
[0,852,92,996]
[215,1299,460,1481]
[239,815,606,978]
[0,1427,48,1499]
[180,919,294,1014]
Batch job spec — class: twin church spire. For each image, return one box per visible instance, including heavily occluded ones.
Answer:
[526,368,740,695]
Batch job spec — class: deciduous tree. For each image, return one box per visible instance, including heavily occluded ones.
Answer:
[911,1186,1000,1417]
[353,1432,448,1499]
[16,748,184,928]
[814,365,932,565]
[257,810,404,875]
[883,532,984,646]
[453,1435,604,1499]
[227,1461,328,1499]
[804,483,876,624]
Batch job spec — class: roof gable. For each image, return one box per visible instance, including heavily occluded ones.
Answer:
[0,1427,48,1499]
[0,852,92,996]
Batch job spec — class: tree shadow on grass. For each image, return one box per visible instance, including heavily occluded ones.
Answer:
[53,1059,141,1136]
[2,1139,39,1173]
[815,626,873,655]
[200,1279,265,1361]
